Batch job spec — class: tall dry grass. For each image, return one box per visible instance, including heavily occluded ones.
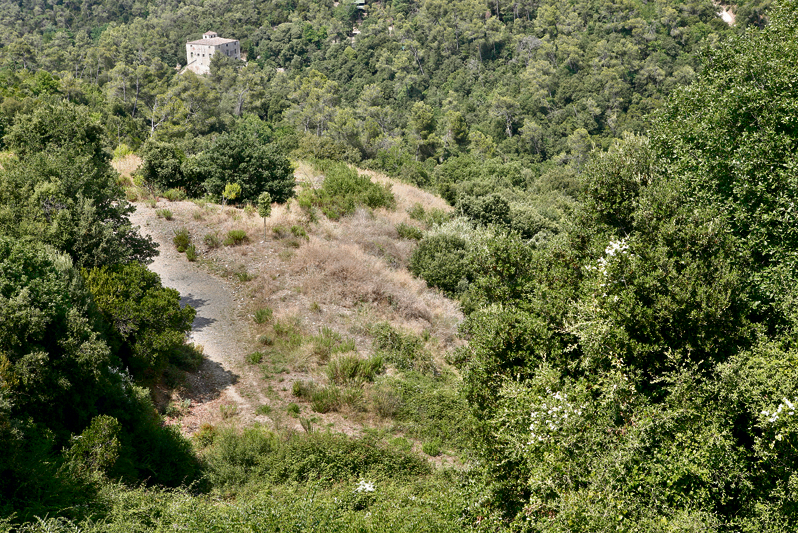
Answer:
[112,154,142,178]
[289,237,461,344]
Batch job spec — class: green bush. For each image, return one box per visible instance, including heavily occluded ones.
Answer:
[311,385,341,413]
[172,228,191,252]
[223,229,248,246]
[84,262,196,382]
[112,143,133,159]
[162,188,186,202]
[290,224,309,239]
[370,323,434,374]
[187,127,295,203]
[409,234,471,296]
[298,161,395,220]
[421,439,442,457]
[254,307,273,324]
[138,140,193,194]
[311,326,355,361]
[204,428,431,491]
[247,352,264,364]
[326,354,384,385]
[169,343,204,372]
[292,380,315,399]
[203,232,221,248]
[156,208,173,220]
[185,244,198,261]
[396,222,423,240]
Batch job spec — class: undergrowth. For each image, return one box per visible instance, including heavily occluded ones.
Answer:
[298,161,395,220]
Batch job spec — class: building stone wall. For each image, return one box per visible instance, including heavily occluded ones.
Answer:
[185,31,240,75]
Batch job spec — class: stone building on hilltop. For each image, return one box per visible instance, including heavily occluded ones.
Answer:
[185,31,240,75]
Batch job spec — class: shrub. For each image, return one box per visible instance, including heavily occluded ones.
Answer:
[311,326,355,361]
[290,225,308,239]
[422,439,442,457]
[84,262,196,382]
[259,432,430,484]
[185,244,198,261]
[219,403,237,419]
[273,318,304,348]
[326,354,384,385]
[257,334,274,346]
[409,234,471,296]
[170,343,204,372]
[138,140,191,193]
[223,230,248,246]
[457,193,511,227]
[162,188,186,202]
[310,386,341,413]
[298,161,395,220]
[254,307,274,324]
[222,182,242,205]
[156,208,173,220]
[188,128,295,203]
[396,222,423,240]
[256,404,272,416]
[287,403,300,417]
[371,323,434,374]
[408,203,426,221]
[113,143,133,159]
[203,232,221,248]
[203,426,277,488]
[247,352,264,364]
[172,228,191,252]
[292,380,315,399]
[370,386,402,418]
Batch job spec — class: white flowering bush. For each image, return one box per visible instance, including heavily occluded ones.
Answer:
[527,388,586,446]
[759,397,798,451]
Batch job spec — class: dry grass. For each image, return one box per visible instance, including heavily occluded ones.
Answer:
[112,153,142,178]
[289,236,460,343]
[135,162,464,437]
[358,168,452,215]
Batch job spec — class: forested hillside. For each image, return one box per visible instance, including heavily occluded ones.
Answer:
[4,0,798,530]
[0,0,769,232]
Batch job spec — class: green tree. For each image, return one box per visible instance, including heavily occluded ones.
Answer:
[187,127,295,203]
[83,262,196,382]
[0,103,157,268]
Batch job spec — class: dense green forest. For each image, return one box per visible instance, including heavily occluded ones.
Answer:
[4,0,798,529]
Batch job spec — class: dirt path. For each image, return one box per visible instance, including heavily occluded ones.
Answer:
[130,205,260,432]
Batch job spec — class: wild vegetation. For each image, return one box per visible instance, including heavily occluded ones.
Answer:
[3,0,798,530]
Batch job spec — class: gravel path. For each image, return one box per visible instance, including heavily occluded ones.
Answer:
[130,204,256,432]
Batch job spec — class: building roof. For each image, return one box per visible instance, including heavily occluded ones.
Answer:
[187,37,238,46]
[204,31,217,36]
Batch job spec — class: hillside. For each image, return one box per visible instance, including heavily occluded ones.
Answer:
[6,0,798,530]
[127,162,464,446]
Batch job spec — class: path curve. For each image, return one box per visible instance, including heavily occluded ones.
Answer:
[130,204,255,431]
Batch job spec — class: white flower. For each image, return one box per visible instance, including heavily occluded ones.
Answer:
[355,480,375,493]
[784,398,795,410]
